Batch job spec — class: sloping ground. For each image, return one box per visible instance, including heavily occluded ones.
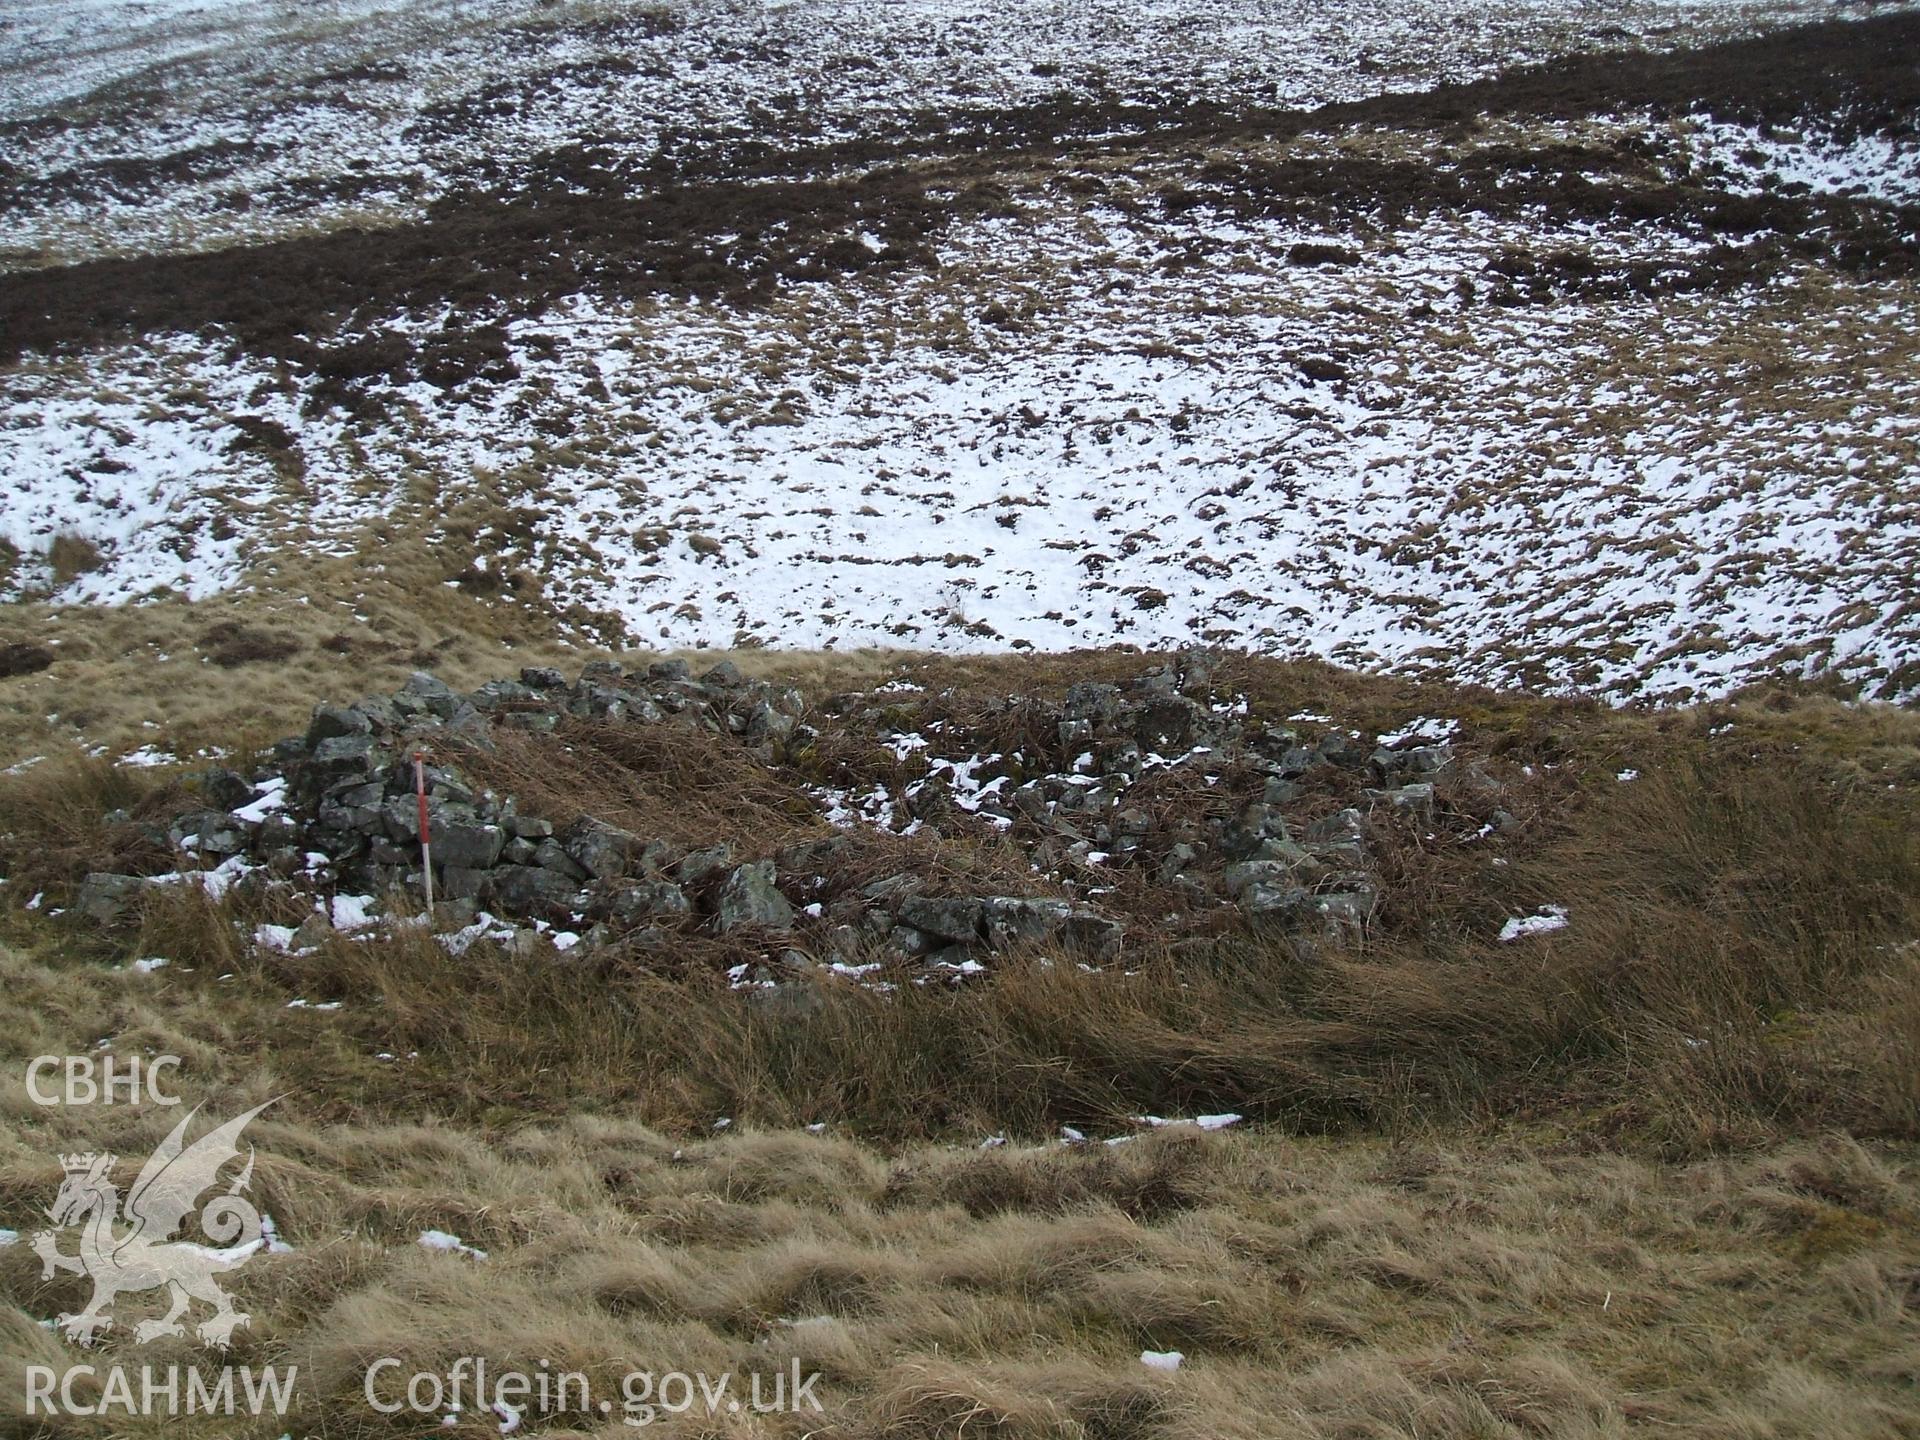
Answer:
[2,4,1918,739]
[1,649,1918,1437]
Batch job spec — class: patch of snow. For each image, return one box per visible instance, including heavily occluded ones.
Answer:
[1499,905,1570,942]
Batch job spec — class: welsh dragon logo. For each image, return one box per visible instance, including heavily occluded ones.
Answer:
[29,1100,275,1348]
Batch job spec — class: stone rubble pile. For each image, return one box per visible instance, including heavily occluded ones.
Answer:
[75,653,1494,974]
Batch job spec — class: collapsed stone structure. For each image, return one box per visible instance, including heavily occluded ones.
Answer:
[77,654,1489,974]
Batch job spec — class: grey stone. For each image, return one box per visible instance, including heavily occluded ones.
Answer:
[508,815,554,840]
[74,873,148,927]
[648,659,692,682]
[397,671,461,719]
[897,896,986,945]
[502,837,538,866]
[703,659,745,687]
[438,865,490,901]
[308,733,377,781]
[470,679,534,711]
[1404,745,1452,775]
[169,809,247,855]
[432,820,506,870]
[499,712,558,733]
[1224,860,1292,898]
[677,844,734,887]
[533,839,589,881]
[1306,808,1367,843]
[715,861,794,931]
[490,865,586,916]
[609,880,692,923]
[1061,910,1124,961]
[1158,843,1199,881]
[860,874,917,904]
[580,660,624,683]
[1262,776,1302,805]
[200,767,256,811]
[981,896,1072,950]
[1242,881,1311,923]
[306,704,371,746]
[560,817,642,880]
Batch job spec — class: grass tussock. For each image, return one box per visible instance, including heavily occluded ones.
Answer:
[461,718,827,854]
[1,1107,1914,1439]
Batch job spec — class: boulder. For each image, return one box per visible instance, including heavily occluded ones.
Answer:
[200,768,257,811]
[982,896,1072,949]
[74,873,149,927]
[608,880,692,923]
[533,839,589,881]
[896,896,986,945]
[432,819,506,870]
[396,671,461,720]
[1223,859,1293,898]
[677,844,734,887]
[490,866,586,917]
[306,704,370,746]
[560,817,642,880]
[1242,881,1311,924]
[439,865,491,902]
[1061,910,1124,961]
[304,734,378,790]
[469,679,534,711]
[715,861,794,931]
[169,809,248,856]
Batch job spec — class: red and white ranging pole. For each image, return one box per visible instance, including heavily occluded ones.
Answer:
[414,751,434,914]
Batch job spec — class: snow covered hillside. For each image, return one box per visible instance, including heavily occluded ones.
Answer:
[2,0,1917,705]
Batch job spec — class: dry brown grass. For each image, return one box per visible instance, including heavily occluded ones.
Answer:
[2,655,1917,1147]
[0,1082,1914,1438]
[0,655,1918,1436]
